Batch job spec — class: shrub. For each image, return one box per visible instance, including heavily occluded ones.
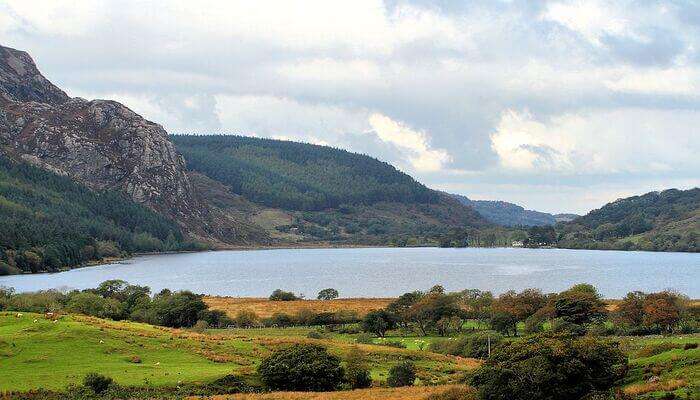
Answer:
[207,374,249,394]
[198,309,233,328]
[235,310,259,328]
[306,330,325,339]
[429,332,502,359]
[684,342,698,350]
[83,373,113,394]
[269,289,300,301]
[148,290,208,328]
[266,312,294,327]
[317,288,339,300]
[193,320,209,333]
[67,292,123,320]
[470,334,627,400]
[344,347,372,389]
[378,340,406,349]
[425,386,478,400]
[387,361,416,387]
[258,344,344,391]
[355,333,375,344]
[636,343,684,358]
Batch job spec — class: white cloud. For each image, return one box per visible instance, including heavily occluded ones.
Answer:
[2,0,105,36]
[368,113,451,172]
[604,67,700,96]
[2,0,700,212]
[541,0,630,45]
[491,108,700,174]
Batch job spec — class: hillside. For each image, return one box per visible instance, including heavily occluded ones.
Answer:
[0,155,203,275]
[172,135,488,244]
[0,44,262,247]
[450,194,565,227]
[557,188,700,252]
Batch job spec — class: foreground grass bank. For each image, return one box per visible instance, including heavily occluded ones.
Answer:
[0,312,476,392]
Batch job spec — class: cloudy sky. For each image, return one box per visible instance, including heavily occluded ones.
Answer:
[1,0,699,214]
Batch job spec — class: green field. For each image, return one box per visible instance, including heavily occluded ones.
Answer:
[1,312,698,398]
[0,313,476,392]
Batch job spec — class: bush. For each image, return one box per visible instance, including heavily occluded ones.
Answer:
[355,333,375,344]
[258,344,344,391]
[470,334,628,400]
[67,292,122,320]
[425,386,478,400]
[429,332,503,359]
[235,310,259,328]
[387,361,416,387]
[193,320,209,333]
[684,342,698,350]
[207,374,249,394]
[83,372,114,394]
[306,330,325,339]
[345,347,372,389]
[378,340,406,349]
[269,289,300,301]
[266,312,294,327]
[636,343,684,358]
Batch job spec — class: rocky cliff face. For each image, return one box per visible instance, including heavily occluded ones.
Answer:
[0,45,252,243]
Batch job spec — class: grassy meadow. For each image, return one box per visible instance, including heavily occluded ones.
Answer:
[0,311,477,392]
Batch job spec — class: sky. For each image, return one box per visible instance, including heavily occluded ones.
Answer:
[1,0,699,214]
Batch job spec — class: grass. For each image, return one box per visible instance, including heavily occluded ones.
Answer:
[204,297,393,319]
[620,334,700,398]
[196,385,473,400]
[0,312,477,392]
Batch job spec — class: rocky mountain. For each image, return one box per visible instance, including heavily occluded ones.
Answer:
[0,45,199,220]
[450,194,565,227]
[0,45,258,244]
[0,44,486,250]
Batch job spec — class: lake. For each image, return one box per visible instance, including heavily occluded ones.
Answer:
[0,247,698,298]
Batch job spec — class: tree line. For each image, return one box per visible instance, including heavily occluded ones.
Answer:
[0,156,204,275]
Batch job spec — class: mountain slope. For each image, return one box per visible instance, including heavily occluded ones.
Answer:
[450,194,563,227]
[172,134,488,243]
[0,155,202,274]
[557,188,700,252]
[0,44,270,246]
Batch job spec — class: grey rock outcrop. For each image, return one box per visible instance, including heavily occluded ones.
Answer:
[0,44,240,241]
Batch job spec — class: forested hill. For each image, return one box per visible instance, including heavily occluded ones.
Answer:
[0,156,202,275]
[557,188,700,252]
[172,135,439,211]
[450,194,561,227]
[172,134,490,244]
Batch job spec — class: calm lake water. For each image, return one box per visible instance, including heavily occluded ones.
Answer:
[1,247,698,298]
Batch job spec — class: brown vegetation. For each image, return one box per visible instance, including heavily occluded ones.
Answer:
[204,297,393,319]
[623,379,687,396]
[196,384,472,400]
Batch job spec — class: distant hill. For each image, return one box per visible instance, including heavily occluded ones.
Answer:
[0,155,201,275]
[557,188,699,252]
[173,135,489,243]
[450,194,567,227]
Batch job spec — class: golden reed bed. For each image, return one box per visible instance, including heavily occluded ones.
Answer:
[204,297,393,319]
[195,385,472,400]
[205,297,700,319]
